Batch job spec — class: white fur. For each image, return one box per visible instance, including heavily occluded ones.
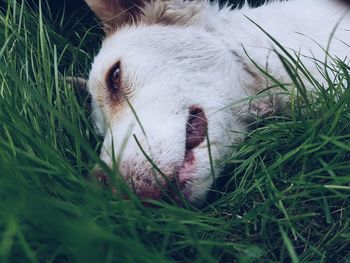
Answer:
[87,0,350,204]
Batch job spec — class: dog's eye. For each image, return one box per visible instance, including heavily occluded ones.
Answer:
[107,62,121,94]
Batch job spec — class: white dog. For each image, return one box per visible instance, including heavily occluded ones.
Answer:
[84,0,350,205]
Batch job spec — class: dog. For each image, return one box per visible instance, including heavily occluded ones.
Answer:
[83,0,350,205]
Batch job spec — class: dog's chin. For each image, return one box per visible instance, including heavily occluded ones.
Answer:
[172,147,212,206]
[177,150,196,198]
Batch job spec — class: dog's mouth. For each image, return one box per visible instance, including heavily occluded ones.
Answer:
[175,106,208,198]
[94,106,208,203]
[185,106,208,152]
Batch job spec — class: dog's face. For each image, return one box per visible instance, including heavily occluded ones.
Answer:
[85,0,251,204]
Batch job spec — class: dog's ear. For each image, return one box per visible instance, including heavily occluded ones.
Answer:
[66,77,87,90]
[85,0,149,33]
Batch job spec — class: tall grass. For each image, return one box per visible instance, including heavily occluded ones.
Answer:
[0,1,349,262]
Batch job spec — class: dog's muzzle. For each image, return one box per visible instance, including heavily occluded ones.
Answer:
[93,106,208,202]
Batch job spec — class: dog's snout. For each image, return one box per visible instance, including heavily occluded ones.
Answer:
[93,160,172,200]
[92,167,110,186]
[92,106,209,202]
[121,161,168,200]
[93,166,165,199]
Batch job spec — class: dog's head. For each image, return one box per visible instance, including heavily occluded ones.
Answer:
[85,0,263,205]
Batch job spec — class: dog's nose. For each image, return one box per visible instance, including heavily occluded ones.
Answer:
[92,167,110,186]
[119,159,171,200]
[128,173,164,200]
[133,184,162,200]
[92,165,166,200]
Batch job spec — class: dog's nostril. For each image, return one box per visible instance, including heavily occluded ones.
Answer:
[185,106,208,151]
[93,168,110,186]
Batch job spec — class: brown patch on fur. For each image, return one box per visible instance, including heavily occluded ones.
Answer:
[85,0,203,34]
[92,61,135,118]
[230,50,283,119]
[231,50,265,94]
[140,0,203,26]
[85,0,151,33]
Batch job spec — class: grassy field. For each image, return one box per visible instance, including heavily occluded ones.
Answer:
[0,1,349,262]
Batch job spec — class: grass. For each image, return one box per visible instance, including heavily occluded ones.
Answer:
[0,1,349,262]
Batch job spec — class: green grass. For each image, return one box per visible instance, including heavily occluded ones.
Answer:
[0,1,349,262]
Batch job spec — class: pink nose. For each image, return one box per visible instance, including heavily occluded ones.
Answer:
[93,168,110,186]
[92,167,166,200]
